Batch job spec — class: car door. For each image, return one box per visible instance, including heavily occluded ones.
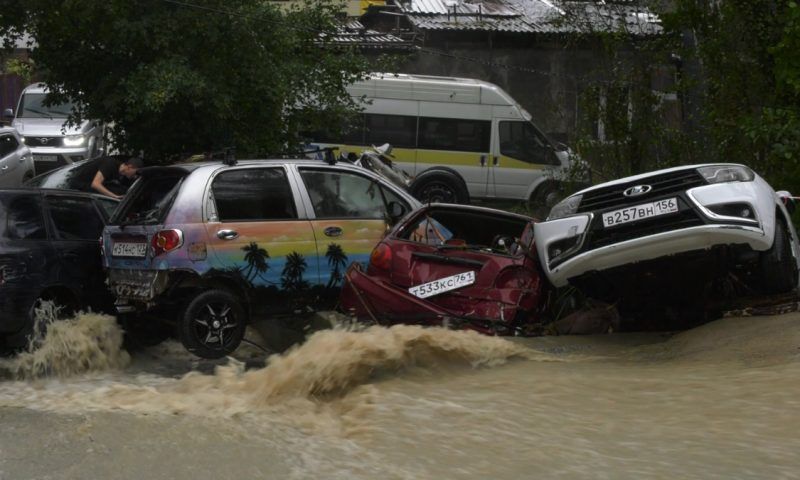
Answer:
[43,193,112,312]
[0,192,54,333]
[488,120,560,200]
[296,166,410,291]
[203,166,319,306]
[0,133,22,188]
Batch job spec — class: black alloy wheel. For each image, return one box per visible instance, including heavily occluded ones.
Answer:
[179,289,246,359]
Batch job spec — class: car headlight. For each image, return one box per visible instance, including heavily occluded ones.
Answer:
[697,165,754,184]
[63,134,87,147]
[547,194,583,220]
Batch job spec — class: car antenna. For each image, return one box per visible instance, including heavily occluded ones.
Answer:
[223,147,237,166]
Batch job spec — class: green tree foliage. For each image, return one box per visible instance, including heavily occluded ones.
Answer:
[567,1,800,193]
[663,0,800,193]
[0,0,371,160]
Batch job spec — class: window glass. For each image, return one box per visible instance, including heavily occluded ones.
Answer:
[365,114,416,148]
[94,197,119,219]
[19,93,74,118]
[0,193,46,240]
[212,168,297,221]
[47,196,105,240]
[380,185,410,212]
[300,169,386,219]
[499,121,558,165]
[0,134,18,158]
[418,117,491,152]
[113,173,184,225]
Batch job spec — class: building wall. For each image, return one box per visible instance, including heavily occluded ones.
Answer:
[370,32,670,146]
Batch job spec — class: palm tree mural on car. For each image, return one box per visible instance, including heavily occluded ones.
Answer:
[325,243,348,288]
[281,251,308,291]
[241,242,270,286]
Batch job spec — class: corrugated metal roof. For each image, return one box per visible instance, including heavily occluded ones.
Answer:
[397,0,661,35]
[324,21,415,49]
[407,13,537,32]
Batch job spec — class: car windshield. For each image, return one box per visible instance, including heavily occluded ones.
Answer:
[18,93,75,119]
[111,173,186,226]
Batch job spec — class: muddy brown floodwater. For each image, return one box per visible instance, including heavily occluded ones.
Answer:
[1,311,799,480]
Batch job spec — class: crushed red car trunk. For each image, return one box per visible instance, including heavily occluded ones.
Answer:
[339,204,548,335]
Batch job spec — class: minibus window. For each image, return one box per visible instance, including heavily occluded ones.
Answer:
[418,117,491,152]
[499,121,559,165]
[365,114,416,148]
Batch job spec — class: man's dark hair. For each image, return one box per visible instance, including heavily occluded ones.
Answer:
[125,157,144,169]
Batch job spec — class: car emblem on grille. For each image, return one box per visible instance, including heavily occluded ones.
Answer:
[623,185,652,197]
[39,137,49,144]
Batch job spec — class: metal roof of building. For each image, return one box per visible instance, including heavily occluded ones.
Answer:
[396,0,661,35]
[324,20,415,50]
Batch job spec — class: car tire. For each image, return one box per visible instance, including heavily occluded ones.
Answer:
[529,182,563,220]
[178,289,247,359]
[758,220,799,294]
[411,171,469,204]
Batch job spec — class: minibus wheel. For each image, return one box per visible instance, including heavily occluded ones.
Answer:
[411,170,469,204]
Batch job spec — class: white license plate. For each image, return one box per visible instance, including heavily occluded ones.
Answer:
[112,242,147,258]
[602,197,679,228]
[409,271,476,299]
[33,154,58,162]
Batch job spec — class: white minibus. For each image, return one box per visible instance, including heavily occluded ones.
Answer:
[310,73,578,207]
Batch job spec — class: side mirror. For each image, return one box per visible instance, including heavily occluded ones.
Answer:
[387,201,407,225]
[3,108,13,119]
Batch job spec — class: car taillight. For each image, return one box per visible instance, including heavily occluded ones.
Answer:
[152,229,183,257]
[494,267,536,289]
[369,243,392,271]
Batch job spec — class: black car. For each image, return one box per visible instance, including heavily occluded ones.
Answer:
[0,189,118,350]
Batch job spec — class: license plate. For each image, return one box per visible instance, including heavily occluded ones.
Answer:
[112,242,147,258]
[33,154,58,162]
[409,271,476,299]
[602,197,679,228]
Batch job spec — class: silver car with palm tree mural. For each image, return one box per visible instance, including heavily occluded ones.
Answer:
[101,158,419,358]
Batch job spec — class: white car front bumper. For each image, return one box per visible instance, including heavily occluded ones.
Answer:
[535,177,778,288]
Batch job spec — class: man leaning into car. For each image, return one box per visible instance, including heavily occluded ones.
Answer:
[91,156,143,199]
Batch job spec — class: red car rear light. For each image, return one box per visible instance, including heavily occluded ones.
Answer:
[494,267,535,289]
[369,242,392,271]
[152,229,183,257]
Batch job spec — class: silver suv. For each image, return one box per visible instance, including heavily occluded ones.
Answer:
[102,158,420,358]
[4,83,105,175]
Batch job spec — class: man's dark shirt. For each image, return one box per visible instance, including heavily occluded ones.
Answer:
[96,157,130,195]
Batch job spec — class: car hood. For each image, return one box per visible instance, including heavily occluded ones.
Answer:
[570,163,749,198]
[13,118,90,136]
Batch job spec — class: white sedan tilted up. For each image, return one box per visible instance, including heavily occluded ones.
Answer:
[534,164,799,314]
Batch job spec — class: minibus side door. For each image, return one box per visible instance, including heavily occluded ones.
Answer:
[488,119,559,201]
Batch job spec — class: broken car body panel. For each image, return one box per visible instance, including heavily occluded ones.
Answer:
[339,204,547,335]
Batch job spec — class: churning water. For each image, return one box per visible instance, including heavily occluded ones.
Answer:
[1,311,799,479]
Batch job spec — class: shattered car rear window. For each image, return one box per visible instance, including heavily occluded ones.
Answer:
[112,174,185,225]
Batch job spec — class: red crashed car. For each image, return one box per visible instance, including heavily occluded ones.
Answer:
[340,204,548,335]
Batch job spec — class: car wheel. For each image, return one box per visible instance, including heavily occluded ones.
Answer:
[179,289,246,359]
[411,172,469,204]
[118,313,173,351]
[758,220,799,294]
[529,183,563,220]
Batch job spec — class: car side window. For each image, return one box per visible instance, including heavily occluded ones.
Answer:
[46,196,105,240]
[0,134,19,158]
[211,168,297,222]
[1,194,46,240]
[499,121,558,166]
[379,184,411,212]
[299,169,387,219]
[94,197,119,219]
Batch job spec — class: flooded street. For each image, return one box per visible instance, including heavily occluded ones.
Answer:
[1,312,799,479]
